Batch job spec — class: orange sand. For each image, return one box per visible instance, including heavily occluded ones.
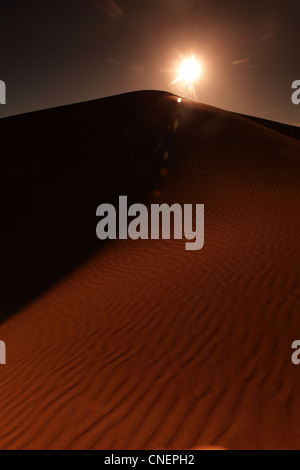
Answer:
[0,92,299,449]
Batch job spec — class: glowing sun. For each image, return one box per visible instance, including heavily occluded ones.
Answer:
[174,55,202,86]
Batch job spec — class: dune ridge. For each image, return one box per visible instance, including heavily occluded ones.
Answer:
[0,92,300,449]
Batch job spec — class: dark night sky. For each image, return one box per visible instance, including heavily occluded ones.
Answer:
[0,0,299,124]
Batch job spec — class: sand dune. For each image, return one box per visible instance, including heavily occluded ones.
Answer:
[0,91,300,449]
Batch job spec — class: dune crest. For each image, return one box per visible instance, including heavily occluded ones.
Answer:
[0,92,300,450]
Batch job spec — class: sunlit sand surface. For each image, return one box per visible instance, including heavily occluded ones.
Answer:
[0,91,299,449]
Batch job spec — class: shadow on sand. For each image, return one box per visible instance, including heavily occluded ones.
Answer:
[0,91,181,323]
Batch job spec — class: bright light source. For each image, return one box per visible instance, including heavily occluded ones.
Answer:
[177,56,202,85]
[169,54,203,99]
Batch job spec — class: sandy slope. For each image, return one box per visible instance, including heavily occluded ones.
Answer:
[0,92,300,449]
